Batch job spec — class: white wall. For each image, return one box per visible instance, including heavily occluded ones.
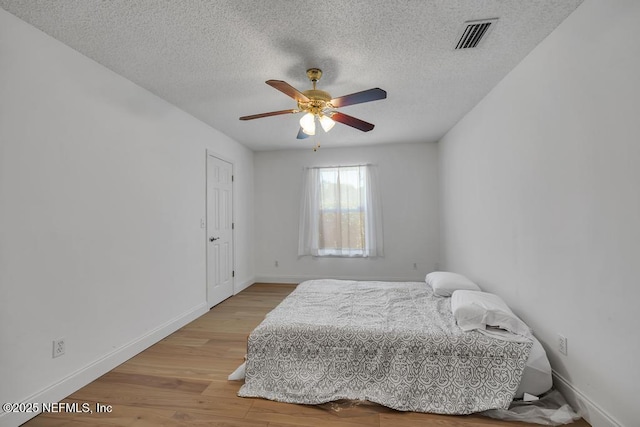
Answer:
[254,142,439,283]
[438,1,639,426]
[0,10,253,426]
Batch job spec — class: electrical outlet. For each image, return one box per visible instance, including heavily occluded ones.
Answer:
[52,338,65,358]
[558,334,568,356]
[274,260,279,267]
[413,263,418,270]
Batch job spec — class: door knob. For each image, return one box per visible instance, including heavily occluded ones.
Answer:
[209,237,220,242]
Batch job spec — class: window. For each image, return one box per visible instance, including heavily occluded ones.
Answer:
[298,164,383,257]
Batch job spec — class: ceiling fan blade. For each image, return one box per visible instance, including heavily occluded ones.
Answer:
[296,127,310,139]
[266,80,310,103]
[330,88,387,108]
[331,112,375,132]
[239,109,298,120]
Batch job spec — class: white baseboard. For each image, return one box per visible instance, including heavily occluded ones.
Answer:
[552,371,622,427]
[254,275,301,284]
[234,276,255,294]
[1,303,208,427]
[254,274,425,284]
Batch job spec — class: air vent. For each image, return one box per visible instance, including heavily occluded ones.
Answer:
[455,19,498,49]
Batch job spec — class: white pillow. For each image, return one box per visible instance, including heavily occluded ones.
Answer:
[426,271,480,297]
[451,290,531,337]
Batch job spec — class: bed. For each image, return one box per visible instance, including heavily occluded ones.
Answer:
[236,278,552,415]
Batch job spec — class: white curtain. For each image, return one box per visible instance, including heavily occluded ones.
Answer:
[298,164,383,257]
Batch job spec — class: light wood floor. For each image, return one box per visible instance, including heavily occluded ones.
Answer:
[24,283,591,427]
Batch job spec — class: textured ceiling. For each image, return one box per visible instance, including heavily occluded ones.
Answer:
[0,0,583,151]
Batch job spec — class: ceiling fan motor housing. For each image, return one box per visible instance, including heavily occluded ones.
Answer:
[299,89,333,114]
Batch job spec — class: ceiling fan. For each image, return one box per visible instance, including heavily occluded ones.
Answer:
[239,68,387,141]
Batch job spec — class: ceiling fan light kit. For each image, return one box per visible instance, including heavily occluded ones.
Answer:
[239,68,386,149]
[299,112,316,135]
[299,112,335,136]
[319,114,335,132]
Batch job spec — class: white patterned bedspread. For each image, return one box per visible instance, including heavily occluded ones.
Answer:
[238,279,532,414]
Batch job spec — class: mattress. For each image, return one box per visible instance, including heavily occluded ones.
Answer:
[238,279,535,414]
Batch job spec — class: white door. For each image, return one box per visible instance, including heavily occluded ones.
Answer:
[206,154,234,308]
